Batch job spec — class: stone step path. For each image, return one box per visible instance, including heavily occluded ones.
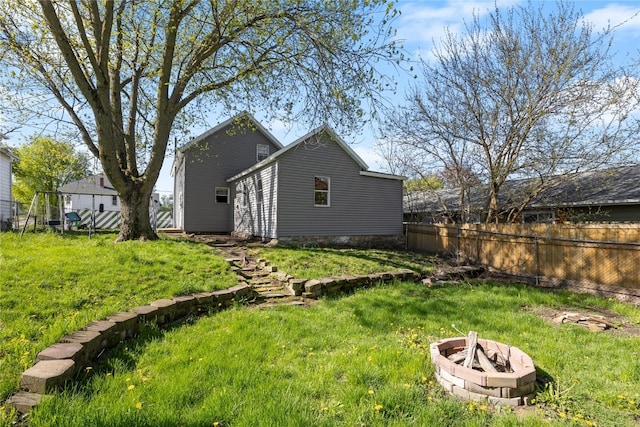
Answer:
[6,233,420,415]
[222,252,306,307]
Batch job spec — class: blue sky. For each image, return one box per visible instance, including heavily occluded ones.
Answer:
[2,1,638,196]
[153,0,640,195]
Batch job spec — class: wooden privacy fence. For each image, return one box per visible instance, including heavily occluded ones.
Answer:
[406,223,640,292]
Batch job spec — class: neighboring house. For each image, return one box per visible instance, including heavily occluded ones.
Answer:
[58,174,121,213]
[405,165,640,224]
[173,114,406,245]
[58,174,163,229]
[0,145,19,229]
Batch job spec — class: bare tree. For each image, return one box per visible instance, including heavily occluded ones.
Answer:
[0,0,400,240]
[383,0,640,223]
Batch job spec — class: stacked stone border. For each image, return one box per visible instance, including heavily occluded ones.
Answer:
[430,337,536,406]
[6,267,419,415]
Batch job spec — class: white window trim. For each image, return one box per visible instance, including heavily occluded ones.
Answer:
[215,187,230,204]
[257,179,263,203]
[257,144,270,162]
[314,176,330,207]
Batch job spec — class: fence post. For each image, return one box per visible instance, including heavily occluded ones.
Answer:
[457,225,461,263]
[534,237,540,286]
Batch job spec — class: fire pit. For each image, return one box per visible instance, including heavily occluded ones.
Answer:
[429,332,536,406]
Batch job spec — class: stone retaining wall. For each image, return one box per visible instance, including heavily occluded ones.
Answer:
[6,268,419,414]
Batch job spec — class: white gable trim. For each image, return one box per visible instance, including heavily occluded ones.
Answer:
[0,146,19,162]
[227,125,372,183]
[177,112,284,154]
[360,171,406,181]
[290,125,369,170]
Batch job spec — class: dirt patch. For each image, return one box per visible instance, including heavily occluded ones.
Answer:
[526,305,640,337]
[175,233,260,259]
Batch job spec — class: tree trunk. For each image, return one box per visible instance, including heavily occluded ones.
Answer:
[116,185,157,242]
[485,183,500,223]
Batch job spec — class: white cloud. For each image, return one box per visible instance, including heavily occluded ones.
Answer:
[583,3,640,34]
[395,0,520,59]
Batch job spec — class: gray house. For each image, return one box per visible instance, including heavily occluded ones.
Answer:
[173,114,283,233]
[173,114,405,245]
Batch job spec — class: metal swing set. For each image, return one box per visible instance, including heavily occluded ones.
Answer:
[19,190,161,238]
[20,190,96,237]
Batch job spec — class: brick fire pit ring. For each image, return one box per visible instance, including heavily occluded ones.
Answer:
[429,337,536,406]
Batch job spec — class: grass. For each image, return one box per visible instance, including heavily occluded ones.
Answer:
[17,282,640,427]
[253,246,436,279]
[1,232,640,426]
[0,231,237,402]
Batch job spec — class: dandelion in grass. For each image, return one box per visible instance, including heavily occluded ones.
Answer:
[374,404,383,411]
[368,389,374,395]
[127,384,135,391]
[135,402,142,410]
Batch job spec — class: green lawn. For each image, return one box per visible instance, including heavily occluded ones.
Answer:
[0,231,237,403]
[1,232,640,426]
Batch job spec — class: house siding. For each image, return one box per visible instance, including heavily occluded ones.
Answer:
[232,163,278,239]
[276,132,403,237]
[0,152,13,222]
[173,157,186,229]
[181,123,281,232]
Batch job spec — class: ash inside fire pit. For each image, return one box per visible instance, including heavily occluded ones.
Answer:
[430,331,536,406]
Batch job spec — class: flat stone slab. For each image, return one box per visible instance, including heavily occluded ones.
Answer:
[106,311,139,339]
[5,391,47,414]
[60,329,101,345]
[150,299,176,310]
[20,360,75,393]
[211,289,234,302]
[84,320,117,333]
[107,311,138,324]
[133,305,159,322]
[37,343,84,362]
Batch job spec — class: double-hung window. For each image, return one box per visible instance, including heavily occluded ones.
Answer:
[257,144,269,162]
[314,176,330,207]
[257,179,263,203]
[215,187,229,204]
